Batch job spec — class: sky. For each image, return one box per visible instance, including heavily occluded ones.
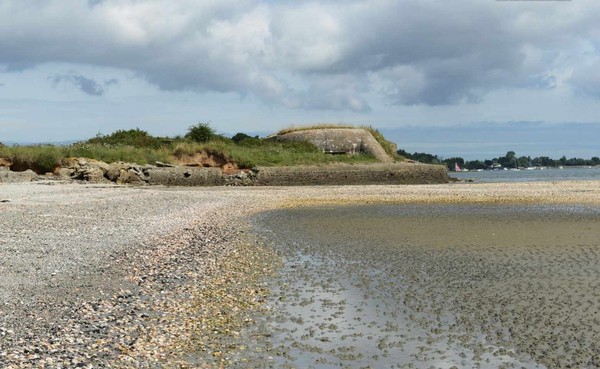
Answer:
[0,0,599,159]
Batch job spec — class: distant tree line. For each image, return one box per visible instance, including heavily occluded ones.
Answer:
[398,149,600,170]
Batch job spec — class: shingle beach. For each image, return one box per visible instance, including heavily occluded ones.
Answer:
[1,181,599,368]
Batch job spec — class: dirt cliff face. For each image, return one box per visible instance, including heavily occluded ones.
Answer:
[273,128,394,163]
[173,150,239,174]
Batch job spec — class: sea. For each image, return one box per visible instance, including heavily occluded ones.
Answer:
[451,166,600,183]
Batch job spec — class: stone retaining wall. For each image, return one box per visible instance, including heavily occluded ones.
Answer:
[1,161,449,186]
[145,167,224,186]
[142,164,450,186]
[253,164,449,186]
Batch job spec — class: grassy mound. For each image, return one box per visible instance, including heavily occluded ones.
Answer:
[1,124,387,174]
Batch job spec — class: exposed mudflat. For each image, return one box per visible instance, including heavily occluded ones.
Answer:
[0,180,599,368]
[243,204,600,369]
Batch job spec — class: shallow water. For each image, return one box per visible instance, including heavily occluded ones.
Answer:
[452,166,600,183]
[240,204,600,369]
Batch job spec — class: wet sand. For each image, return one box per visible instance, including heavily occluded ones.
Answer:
[244,204,600,369]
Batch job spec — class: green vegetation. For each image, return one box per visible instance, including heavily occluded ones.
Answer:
[231,132,258,144]
[66,143,173,165]
[1,123,382,173]
[397,149,440,164]
[173,139,377,168]
[185,122,216,143]
[398,148,600,171]
[87,128,168,149]
[364,126,398,158]
[1,145,64,173]
[0,143,173,171]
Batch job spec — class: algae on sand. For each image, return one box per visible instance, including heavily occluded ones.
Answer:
[240,204,600,369]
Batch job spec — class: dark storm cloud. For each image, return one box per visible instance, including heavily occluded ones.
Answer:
[49,73,117,96]
[1,0,599,109]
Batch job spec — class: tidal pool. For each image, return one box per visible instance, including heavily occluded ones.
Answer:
[238,204,600,369]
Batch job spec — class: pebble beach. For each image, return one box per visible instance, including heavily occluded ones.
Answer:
[1,180,599,368]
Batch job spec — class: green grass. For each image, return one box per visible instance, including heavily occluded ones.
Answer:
[1,124,392,173]
[86,128,168,149]
[0,145,64,173]
[174,139,378,168]
[364,126,398,158]
[1,138,377,174]
[0,144,173,173]
[65,143,172,165]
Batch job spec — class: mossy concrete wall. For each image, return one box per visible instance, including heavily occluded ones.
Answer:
[145,167,224,186]
[253,164,449,186]
[143,164,448,186]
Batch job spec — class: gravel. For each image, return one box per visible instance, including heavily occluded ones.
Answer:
[0,180,599,368]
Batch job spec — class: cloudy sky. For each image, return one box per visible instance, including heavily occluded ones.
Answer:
[0,0,599,159]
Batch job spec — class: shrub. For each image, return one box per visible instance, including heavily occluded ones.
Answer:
[185,122,215,143]
[6,146,62,173]
[212,134,234,144]
[237,137,262,147]
[86,128,165,149]
[231,132,259,144]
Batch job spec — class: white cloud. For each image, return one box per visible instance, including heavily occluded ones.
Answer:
[1,0,600,110]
